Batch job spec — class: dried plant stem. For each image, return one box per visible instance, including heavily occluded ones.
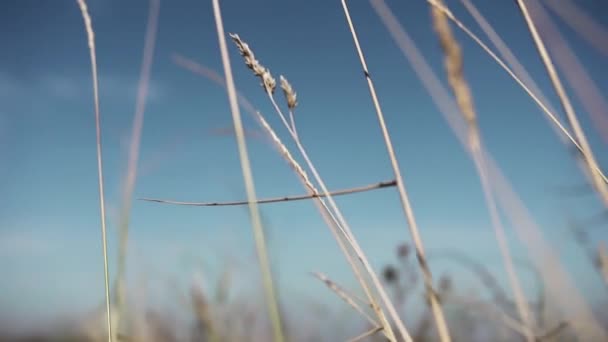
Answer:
[253,111,397,341]
[311,272,379,327]
[288,109,297,139]
[370,1,607,339]
[167,55,396,340]
[114,0,160,338]
[515,0,608,208]
[426,0,608,186]
[429,2,534,341]
[341,1,450,341]
[76,1,112,341]
[541,0,608,58]
[262,92,403,341]
[210,1,284,341]
[140,180,396,206]
[348,326,384,342]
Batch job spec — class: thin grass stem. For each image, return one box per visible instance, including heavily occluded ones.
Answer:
[75,1,113,340]
[211,1,284,340]
[342,1,450,341]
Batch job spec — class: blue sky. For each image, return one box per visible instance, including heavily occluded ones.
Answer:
[1,0,608,330]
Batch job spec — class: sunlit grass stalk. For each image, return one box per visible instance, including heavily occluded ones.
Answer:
[252,110,397,341]
[515,0,608,208]
[541,0,608,59]
[340,1,450,341]
[75,1,113,341]
[426,0,608,186]
[349,326,384,342]
[311,272,380,328]
[429,2,534,340]
[228,33,401,340]
[164,55,397,340]
[210,1,284,341]
[369,0,607,339]
[114,0,160,339]
[261,89,405,341]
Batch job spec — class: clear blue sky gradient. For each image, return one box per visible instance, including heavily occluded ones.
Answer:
[1,0,607,328]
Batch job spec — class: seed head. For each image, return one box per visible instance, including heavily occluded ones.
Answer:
[382,265,399,283]
[397,243,410,259]
[262,71,277,94]
[280,75,298,110]
[229,33,276,94]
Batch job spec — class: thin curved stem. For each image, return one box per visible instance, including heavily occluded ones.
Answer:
[140,180,396,206]
[76,1,113,340]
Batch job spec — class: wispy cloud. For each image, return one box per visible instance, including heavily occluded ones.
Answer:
[0,71,168,104]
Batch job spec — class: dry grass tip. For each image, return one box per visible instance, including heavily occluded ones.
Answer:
[229,33,276,93]
[279,75,298,110]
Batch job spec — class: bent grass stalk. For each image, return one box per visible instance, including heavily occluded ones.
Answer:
[515,0,608,209]
[210,1,285,341]
[521,1,608,173]
[140,180,396,206]
[369,0,607,339]
[429,2,534,340]
[426,0,608,186]
[261,90,403,341]
[253,110,396,341]
[341,1,450,341]
[75,0,113,341]
[228,34,400,340]
[166,55,392,335]
[311,272,380,328]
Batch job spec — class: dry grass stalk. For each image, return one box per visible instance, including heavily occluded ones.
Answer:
[340,1,449,341]
[523,1,608,162]
[429,1,534,340]
[164,55,396,341]
[348,326,384,342]
[427,0,608,186]
[542,0,608,58]
[370,1,606,339]
[515,0,608,209]
[210,1,285,341]
[75,0,113,340]
[252,109,397,341]
[311,272,379,328]
[228,35,402,341]
[114,0,160,339]
[140,180,396,206]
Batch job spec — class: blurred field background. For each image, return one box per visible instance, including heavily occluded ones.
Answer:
[1,0,608,341]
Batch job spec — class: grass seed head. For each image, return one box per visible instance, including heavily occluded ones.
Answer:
[280,75,298,110]
[229,33,276,94]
